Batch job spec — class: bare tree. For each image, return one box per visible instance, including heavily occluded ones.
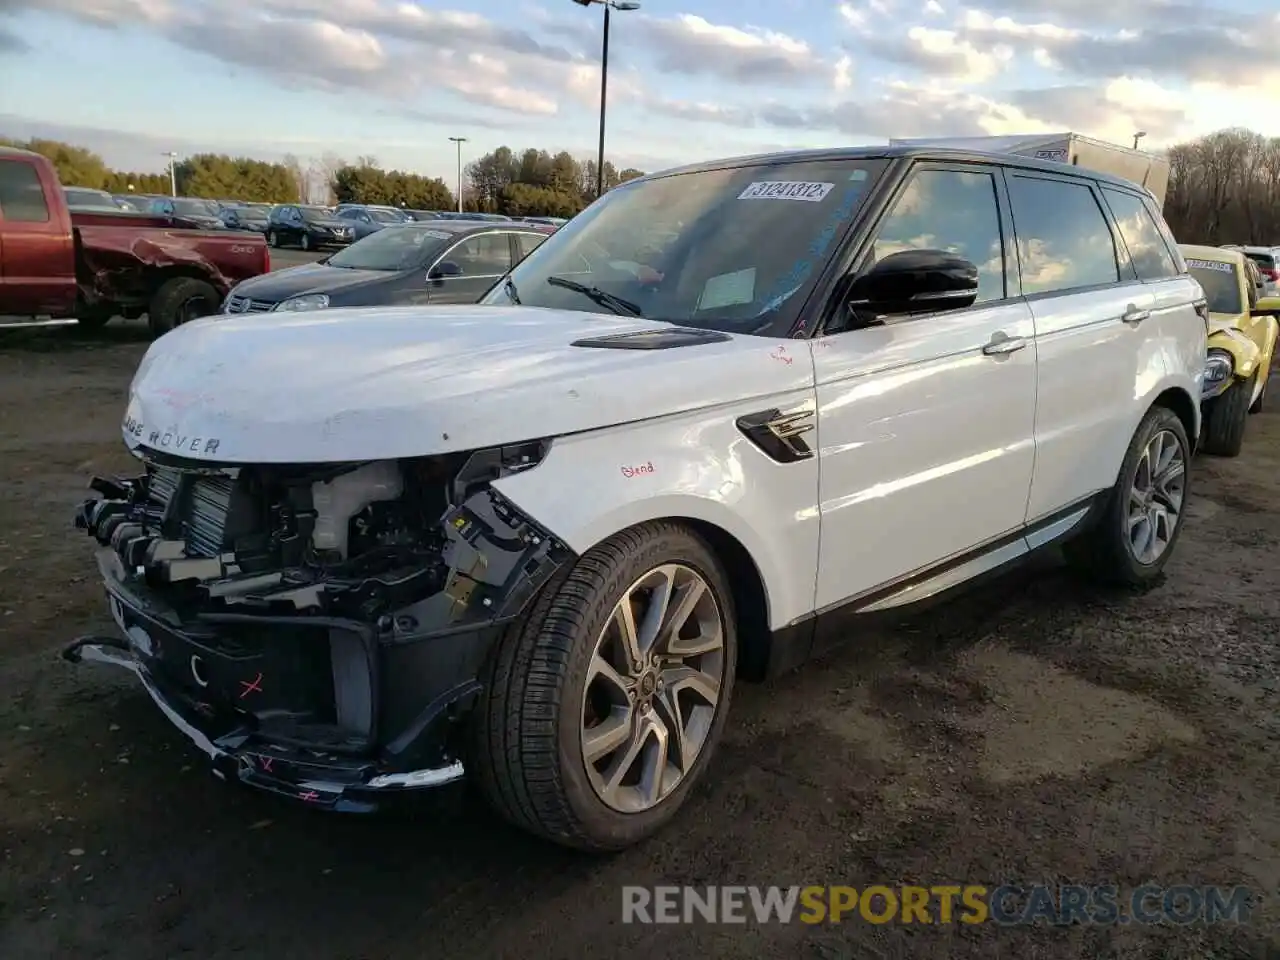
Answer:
[281,153,306,202]
[1164,129,1280,245]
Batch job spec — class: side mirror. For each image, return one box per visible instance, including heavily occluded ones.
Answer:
[1255,295,1280,318]
[428,260,462,282]
[847,249,979,319]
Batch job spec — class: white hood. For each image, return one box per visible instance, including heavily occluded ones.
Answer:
[122,305,814,463]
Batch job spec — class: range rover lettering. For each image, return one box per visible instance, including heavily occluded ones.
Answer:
[68,146,1204,852]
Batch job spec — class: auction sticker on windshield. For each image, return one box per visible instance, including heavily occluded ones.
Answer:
[738,181,834,202]
[421,230,452,240]
[1186,258,1234,273]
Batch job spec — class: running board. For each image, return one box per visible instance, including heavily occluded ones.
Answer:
[855,504,1091,614]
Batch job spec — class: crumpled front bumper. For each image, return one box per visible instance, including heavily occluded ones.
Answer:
[64,548,489,813]
[64,636,466,811]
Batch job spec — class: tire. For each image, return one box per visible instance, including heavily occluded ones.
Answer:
[301,233,312,251]
[1202,371,1255,457]
[471,521,737,852]
[267,230,279,248]
[147,276,220,337]
[1064,404,1190,588]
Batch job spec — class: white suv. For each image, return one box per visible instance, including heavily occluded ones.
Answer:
[69,146,1205,852]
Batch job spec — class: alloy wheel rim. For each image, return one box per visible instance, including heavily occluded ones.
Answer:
[580,563,726,814]
[1126,428,1186,565]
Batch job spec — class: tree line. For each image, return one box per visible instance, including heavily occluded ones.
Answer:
[1164,129,1280,246]
[11,128,1277,239]
[0,136,645,217]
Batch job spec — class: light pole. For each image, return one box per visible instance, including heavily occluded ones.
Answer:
[448,136,467,213]
[1132,131,1146,150]
[163,151,177,196]
[572,0,640,200]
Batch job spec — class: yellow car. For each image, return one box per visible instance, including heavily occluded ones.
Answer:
[1180,244,1280,456]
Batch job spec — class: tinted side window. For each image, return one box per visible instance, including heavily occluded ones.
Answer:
[1103,188,1178,281]
[516,232,547,260]
[1007,176,1120,295]
[871,168,1005,303]
[451,233,512,275]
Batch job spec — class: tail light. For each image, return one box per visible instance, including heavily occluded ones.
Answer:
[1261,266,1279,282]
[261,243,270,275]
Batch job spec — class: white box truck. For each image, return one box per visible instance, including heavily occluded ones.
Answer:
[887,133,1171,208]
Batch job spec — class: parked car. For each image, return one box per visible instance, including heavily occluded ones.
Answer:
[520,216,568,227]
[1222,245,1280,297]
[64,186,124,210]
[266,204,354,250]
[111,193,148,211]
[404,209,443,221]
[0,147,270,334]
[222,220,552,313]
[334,204,411,240]
[67,144,1205,852]
[222,202,272,233]
[147,196,227,230]
[1181,244,1280,456]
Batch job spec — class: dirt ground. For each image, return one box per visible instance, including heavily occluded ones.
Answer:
[2,323,1279,960]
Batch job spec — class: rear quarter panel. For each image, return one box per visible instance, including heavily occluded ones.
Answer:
[75,219,269,300]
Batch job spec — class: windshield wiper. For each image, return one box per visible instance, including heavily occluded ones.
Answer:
[546,275,642,316]
[504,276,521,304]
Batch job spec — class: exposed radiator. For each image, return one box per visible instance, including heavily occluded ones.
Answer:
[146,465,234,557]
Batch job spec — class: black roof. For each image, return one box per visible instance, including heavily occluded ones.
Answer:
[642,145,1151,193]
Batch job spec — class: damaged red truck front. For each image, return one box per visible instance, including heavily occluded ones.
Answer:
[0,147,269,335]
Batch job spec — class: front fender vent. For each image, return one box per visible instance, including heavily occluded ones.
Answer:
[570,327,733,350]
[736,404,817,463]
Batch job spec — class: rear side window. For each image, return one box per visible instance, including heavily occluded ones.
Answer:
[515,232,547,260]
[0,160,51,223]
[1102,188,1179,281]
[1007,175,1120,295]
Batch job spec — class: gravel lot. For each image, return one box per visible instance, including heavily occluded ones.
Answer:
[1,317,1279,960]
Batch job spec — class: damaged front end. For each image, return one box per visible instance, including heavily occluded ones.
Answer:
[65,442,572,811]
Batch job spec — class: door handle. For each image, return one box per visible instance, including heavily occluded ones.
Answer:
[1121,304,1151,324]
[982,332,1027,357]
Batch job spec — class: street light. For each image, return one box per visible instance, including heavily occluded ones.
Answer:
[448,136,467,213]
[572,0,640,200]
[163,151,177,196]
[1132,131,1147,150]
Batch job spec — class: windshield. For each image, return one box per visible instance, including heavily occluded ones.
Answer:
[300,205,335,222]
[370,209,402,223]
[236,204,269,217]
[173,198,220,217]
[325,224,451,271]
[1187,258,1242,315]
[483,158,888,336]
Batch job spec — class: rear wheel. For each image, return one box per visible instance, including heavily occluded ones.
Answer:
[301,233,313,251]
[1202,371,1255,457]
[471,521,736,852]
[267,230,279,248]
[148,277,220,337]
[1065,405,1189,587]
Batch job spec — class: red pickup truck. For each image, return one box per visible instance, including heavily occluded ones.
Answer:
[0,147,270,335]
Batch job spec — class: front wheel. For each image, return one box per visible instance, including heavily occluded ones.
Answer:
[471,521,736,852]
[1065,405,1190,587]
[1202,371,1255,457]
[267,230,279,248]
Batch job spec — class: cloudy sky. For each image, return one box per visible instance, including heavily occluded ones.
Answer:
[0,0,1276,180]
